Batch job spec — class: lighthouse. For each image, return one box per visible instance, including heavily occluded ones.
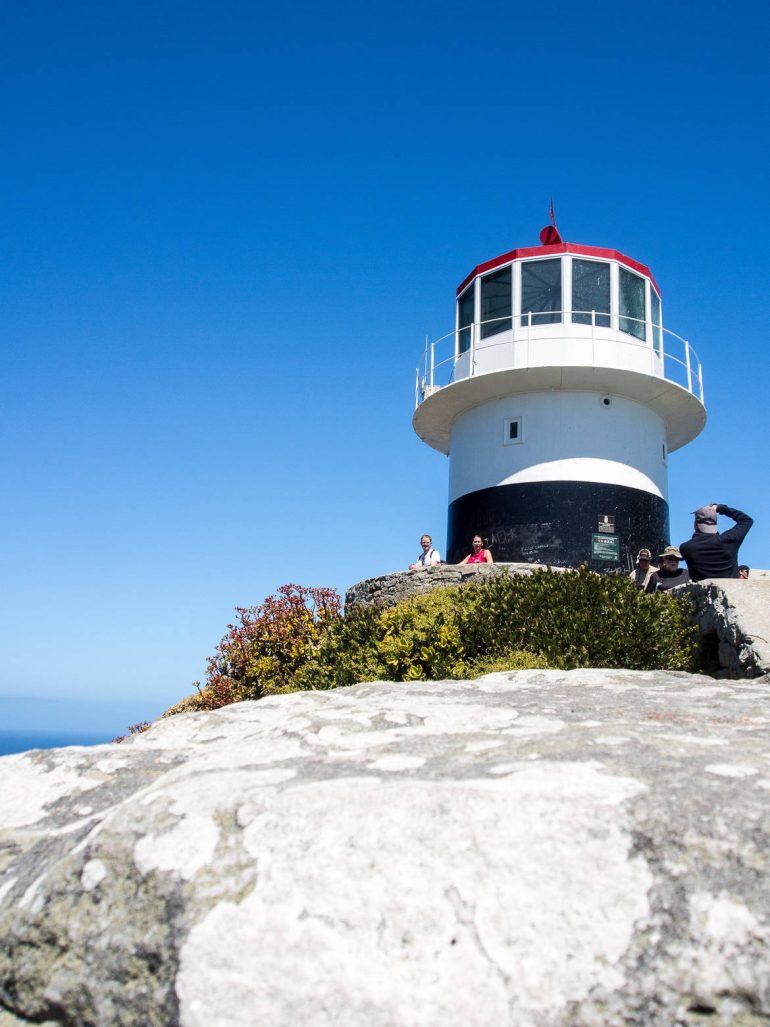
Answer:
[413,225,706,568]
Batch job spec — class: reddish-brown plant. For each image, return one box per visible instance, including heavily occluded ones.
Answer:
[198,583,342,709]
[113,720,152,744]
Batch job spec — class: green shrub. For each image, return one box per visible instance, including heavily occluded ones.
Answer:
[376,588,468,680]
[297,566,694,688]
[165,569,697,718]
[298,590,472,688]
[294,603,386,692]
[460,568,696,671]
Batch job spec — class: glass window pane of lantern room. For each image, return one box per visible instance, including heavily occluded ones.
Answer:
[619,267,646,340]
[458,288,474,353]
[572,259,610,327]
[480,266,512,339]
[650,287,662,354]
[520,259,561,325]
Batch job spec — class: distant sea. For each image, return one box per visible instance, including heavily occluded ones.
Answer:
[0,730,112,757]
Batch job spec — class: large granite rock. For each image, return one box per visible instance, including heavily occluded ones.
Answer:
[3,670,770,1026]
[676,578,770,678]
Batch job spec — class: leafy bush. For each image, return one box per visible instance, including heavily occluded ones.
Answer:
[164,569,697,719]
[298,569,694,687]
[196,584,341,709]
[294,603,386,692]
[298,589,541,686]
[376,588,468,680]
[305,569,693,685]
[459,568,696,671]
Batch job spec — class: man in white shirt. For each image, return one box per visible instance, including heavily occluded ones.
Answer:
[410,534,441,570]
[628,548,657,589]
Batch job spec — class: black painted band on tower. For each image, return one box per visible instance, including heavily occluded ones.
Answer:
[447,480,669,568]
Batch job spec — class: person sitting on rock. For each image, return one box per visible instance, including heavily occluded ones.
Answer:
[645,546,690,593]
[460,534,494,565]
[629,548,657,589]
[409,534,441,570]
[679,504,753,582]
[738,565,750,579]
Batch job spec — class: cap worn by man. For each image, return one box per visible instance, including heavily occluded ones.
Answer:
[679,504,753,582]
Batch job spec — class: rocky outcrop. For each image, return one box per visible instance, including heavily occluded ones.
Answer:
[345,562,554,608]
[3,669,770,1025]
[677,578,770,678]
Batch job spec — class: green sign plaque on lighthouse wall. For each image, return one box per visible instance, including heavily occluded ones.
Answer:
[591,533,621,562]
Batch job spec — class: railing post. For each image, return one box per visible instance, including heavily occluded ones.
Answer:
[591,310,596,365]
[685,340,693,394]
[469,322,475,377]
[527,311,532,366]
[430,340,435,391]
[415,367,419,407]
[698,361,705,406]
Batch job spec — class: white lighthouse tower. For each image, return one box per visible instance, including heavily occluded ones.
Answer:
[413,223,706,568]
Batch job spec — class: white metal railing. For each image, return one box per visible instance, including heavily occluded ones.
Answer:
[414,310,704,408]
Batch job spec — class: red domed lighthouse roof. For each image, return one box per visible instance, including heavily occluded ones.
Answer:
[456,242,660,297]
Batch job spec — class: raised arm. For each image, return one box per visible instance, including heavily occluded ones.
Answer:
[715,504,753,544]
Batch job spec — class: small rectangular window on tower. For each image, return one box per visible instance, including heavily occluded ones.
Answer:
[504,417,523,445]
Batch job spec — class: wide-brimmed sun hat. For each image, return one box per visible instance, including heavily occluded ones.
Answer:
[658,545,682,560]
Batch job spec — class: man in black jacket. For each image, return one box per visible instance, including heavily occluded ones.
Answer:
[679,504,753,582]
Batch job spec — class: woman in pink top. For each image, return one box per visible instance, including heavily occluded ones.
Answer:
[459,534,493,565]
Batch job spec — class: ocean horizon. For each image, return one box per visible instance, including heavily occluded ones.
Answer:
[0,695,164,757]
[0,729,114,757]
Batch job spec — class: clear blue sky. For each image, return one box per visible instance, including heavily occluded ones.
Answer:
[1,1,768,735]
